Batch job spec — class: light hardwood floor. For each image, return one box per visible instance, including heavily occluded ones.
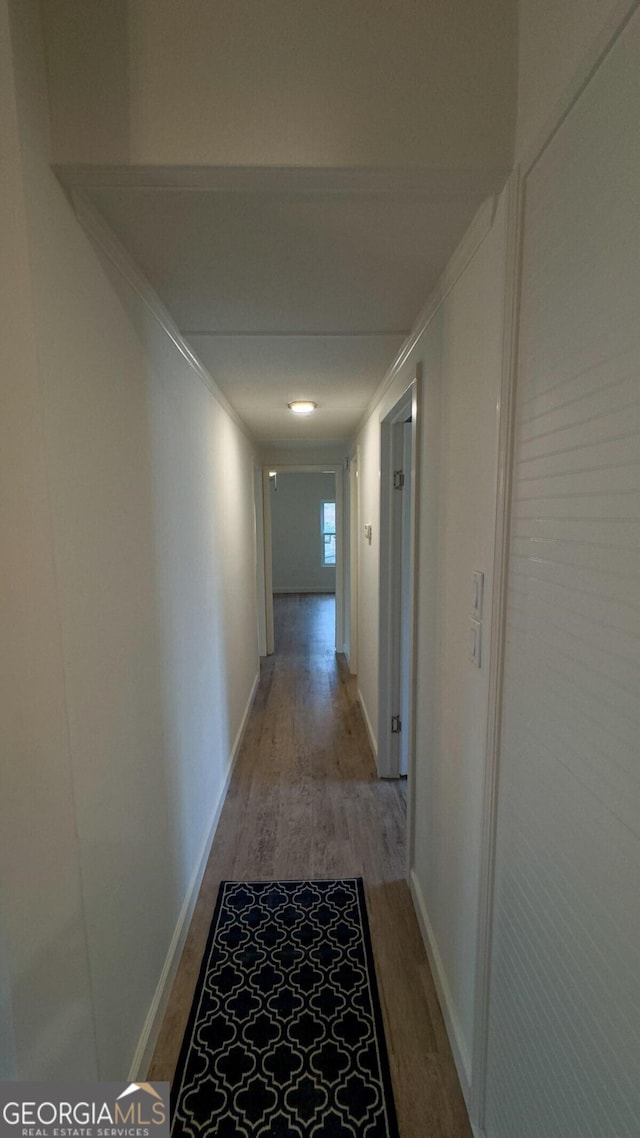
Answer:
[149,594,472,1138]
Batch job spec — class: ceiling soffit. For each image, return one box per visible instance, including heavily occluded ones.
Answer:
[58,165,505,443]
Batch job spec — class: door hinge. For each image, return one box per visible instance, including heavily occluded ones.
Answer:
[391,714,402,734]
[393,470,405,490]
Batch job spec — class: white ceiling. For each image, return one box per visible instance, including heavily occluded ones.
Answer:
[80,176,490,441]
[44,1,515,446]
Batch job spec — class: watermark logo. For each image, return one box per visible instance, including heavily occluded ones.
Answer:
[0,1083,170,1138]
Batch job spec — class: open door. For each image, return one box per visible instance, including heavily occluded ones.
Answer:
[377,376,419,779]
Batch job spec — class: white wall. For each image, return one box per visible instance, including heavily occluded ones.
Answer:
[416,193,508,1083]
[355,411,382,755]
[355,6,640,1132]
[260,442,348,469]
[485,9,640,1137]
[0,903,15,1080]
[42,0,515,173]
[516,0,636,158]
[1,0,258,1079]
[355,193,509,1087]
[271,473,336,593]
[0,0,96,1078]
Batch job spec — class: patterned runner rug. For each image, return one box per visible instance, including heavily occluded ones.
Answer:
[171,878,400,1137]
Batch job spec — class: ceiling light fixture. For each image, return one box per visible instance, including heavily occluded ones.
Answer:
[288,400,317,415]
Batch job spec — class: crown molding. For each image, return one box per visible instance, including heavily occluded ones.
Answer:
[55,163,508,200]
[182,330,409,339]
[70,188,254,442]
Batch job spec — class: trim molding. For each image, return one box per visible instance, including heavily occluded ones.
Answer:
[357,687,377,761]
[272,586,335,594]
[183,329,409,339]
[54,164,508,198]
[334,465,345,655]
[376,376,419,781]
[409,869,471,1102]
[128,669,260,1079]
[347,444,361,676]
[404,372,421,880]
[468,167,524,1128]
[69,189,253,443]
[261,462,346,472]
[355,195,497,435]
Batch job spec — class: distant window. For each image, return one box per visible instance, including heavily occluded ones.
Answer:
[321,501,336,566]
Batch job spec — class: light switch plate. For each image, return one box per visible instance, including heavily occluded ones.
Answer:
[470,619,482,667]
[472,570,484,619]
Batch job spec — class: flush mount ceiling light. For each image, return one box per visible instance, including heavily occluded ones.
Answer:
[288,400,317,415]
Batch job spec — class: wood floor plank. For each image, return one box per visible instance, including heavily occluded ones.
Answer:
[149,593,472,1138]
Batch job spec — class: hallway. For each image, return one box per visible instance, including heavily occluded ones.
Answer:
[149,594,471,1138]
[3,4,639,1129]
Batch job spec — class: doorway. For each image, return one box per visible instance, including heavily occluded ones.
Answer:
[377,379,419,779]
[347,449,359,675]
[261,465,344,655]
[253,463,268,657]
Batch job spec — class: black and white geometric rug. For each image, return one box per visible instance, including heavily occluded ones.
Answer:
[171,878,400,1138]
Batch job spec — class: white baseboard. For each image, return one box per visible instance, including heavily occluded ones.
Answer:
[129,669,260,1079]
[357,687,377,759]
[229,670,261,767]
[272,586,335,594]
[409,867,472,1105]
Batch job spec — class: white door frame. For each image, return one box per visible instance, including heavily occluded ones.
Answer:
[377,375,420,780]
[253,463,268,656]
[262,464,344,654]
[262,467,275,655]
[347,448,360,675]
[469,168,523,1129]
